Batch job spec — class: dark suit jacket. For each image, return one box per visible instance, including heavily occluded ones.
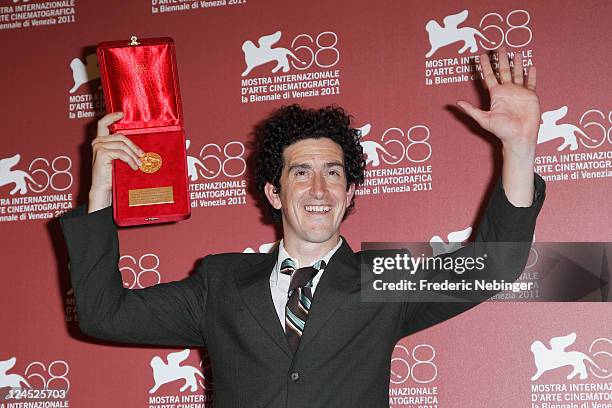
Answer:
[59,176,545,408]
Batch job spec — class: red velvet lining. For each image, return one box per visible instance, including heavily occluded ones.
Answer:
[98,41,182,132]
[112,131,189,226]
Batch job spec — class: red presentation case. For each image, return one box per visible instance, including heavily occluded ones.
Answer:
[97,36,190,226]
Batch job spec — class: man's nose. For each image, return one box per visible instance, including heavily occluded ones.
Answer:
[310,172,326,198]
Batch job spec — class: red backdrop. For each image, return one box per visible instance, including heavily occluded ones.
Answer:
[1,0,611,406]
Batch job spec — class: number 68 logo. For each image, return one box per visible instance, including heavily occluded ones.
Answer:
[24,360,70,390]
[120,253,161,289]
[28,156,73,193]
[390,344,437,384]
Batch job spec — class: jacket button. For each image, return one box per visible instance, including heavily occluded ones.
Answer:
[290,372,300,381]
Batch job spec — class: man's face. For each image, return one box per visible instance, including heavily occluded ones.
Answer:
[265,138,355,253]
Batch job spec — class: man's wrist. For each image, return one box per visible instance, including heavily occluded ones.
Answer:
[88,189,112,213]
[500,141,537,207]
[501,139,537,163]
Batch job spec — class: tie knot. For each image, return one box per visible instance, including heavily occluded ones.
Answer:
[280,258,326,291]
[280,258,297,275]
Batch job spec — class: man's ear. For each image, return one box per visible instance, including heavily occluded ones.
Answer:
[264,182,282,210]
[345,183,356,206]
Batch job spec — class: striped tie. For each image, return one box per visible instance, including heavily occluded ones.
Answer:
[280,258,326,353]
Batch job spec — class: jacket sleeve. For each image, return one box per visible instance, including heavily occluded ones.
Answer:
[59,205,207,347]
[399,173,546,338]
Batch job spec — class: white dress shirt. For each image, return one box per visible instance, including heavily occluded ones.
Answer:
[270,238,343,331]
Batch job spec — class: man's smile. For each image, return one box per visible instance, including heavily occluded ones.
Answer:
[304,205,332,214]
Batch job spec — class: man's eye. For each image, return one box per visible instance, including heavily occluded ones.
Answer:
[295,170,308,176]
[329,170,341,176]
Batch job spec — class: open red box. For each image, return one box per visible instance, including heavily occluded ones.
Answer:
[97,37,190,226]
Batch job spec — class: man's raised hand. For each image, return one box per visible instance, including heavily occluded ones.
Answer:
[456,47,540,158]
[88,112,145,213]
[456,47,540,207]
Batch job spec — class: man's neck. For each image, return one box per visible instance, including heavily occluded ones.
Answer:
[283,236,341,267]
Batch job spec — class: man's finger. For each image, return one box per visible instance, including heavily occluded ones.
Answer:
[457,101,487,129]
[526,66,537,91]
[118,135,145,158]
[92,134,144,158]
[512,52,524,85]
[479,53,498,90]
[96,112,124,137]
[498,47,512,84]
[107,134,145,158]
[104,149,141,171]
[93,141,143,167]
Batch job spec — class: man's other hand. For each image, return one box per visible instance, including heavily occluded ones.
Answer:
[456,47,539,207]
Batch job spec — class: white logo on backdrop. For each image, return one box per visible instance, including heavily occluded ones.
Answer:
[530,333,611,381]
[423,9,534,86]
[425,10,495,57]
[185,139,247,181]
[187,139,248,208]
[358,123,433,166]
[0,357,70,399]
[120,253,161,289]
[357,124,398,167]
[149,349,205,394]
[243,241,277,254]
[429,226,473,256]
[390,344,438,384]
[186,140,214,181]
[241,31,306,77]
[0,357,31,391]
[0,154,41,195]
[537,106,597,151]
[69,54,99,94]
[354,122,433,197]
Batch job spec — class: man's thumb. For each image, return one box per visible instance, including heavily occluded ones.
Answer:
[457,101,486,128]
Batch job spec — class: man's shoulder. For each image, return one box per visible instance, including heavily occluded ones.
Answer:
[198,252,273,276]
[203,252,270,267]
[195,251,274,285]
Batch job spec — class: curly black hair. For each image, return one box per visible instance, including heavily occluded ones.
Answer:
[253,104,366,222]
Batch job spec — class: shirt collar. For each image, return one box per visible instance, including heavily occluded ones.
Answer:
[271,237,343,286]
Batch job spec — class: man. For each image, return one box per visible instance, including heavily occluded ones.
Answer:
[60,48,545,407]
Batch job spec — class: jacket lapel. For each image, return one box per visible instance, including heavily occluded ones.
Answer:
[296,239,360,352]
[234,247,293,358]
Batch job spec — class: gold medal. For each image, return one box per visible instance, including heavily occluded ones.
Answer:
[139,152,162,174]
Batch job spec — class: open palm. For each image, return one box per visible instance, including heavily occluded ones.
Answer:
[457,47,540,151]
